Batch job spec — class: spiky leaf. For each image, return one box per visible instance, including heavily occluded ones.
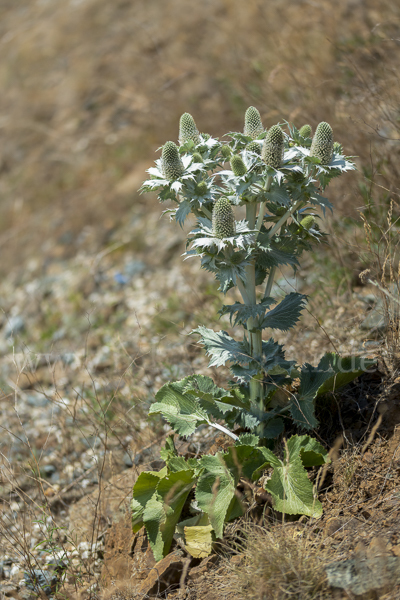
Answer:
[259,293,307,331]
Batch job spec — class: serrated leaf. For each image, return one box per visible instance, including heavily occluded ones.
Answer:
[265,448,322,517]
[131,469,167,533]
[259,293,307,331]
[219,297,274,328]
[223,444,267,482]
[175,199,192,226]
[290,435,330,468]
[267,185,292,207]
[196,454,235,539]
[193,326,251,367]
[144,469,197,561]
[150,379,209,437]
[290,363,332,430]
[235,433,260,447]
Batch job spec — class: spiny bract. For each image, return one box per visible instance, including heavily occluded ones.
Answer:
[244,106,264,139]
[212,198,236,239]
[310,122,333,164]
[179,113,200,146]
[161,141,185,180]
[299,124,312,138]
[333,141,343,154]
[230,155,247,177]
[246,141,262,155]
[261,125,284,169]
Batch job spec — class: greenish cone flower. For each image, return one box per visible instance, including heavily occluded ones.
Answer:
[246,141,261,155]
[310,122,334,164]
[333,141,343,154]
[261,125,284,169]
[300,215,315,230]
[220,145,232,159]
[230,155,247,177]
[192,152,203,163]
[244,106,264,139]
[195,181,208,195]
[212,198,235,239]
[299,124,312,138]
[161,141,185,180]
[179,113,200,145]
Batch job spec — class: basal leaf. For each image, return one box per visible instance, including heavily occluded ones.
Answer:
[196,454,236,539]
[131,468,167,533]
[184,524,214,558]
[265,450,322,517]
[143,495,165,562]
[223,445,267,483]
[287,435,330,468]
[150,379,209,437]
[153,470,197,559]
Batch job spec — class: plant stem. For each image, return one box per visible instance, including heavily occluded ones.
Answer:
[201,206,213,219]
[267,199,303,239]
[255,176,272,234]
[264,266,276,298]
[242,204,263,404]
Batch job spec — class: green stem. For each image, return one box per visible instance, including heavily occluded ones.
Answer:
[267,199,303,240]
[201,206,212,219]
[243,204,263,404]
[255,176,272,235]
[264,266,276,298]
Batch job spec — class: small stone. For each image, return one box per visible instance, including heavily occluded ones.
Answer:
[3,316,25,338]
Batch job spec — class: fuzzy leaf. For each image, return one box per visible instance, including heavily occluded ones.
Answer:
[259,293,307,331]
[144,469,196,561]
[131,469,167,533]
[196,454,236,539]
[265,446,322,517]
[193,326,251,367]
[150,379,209,437]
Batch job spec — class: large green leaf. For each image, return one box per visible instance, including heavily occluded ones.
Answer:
[287,434,330,468]
[195,454,236,539]
[193,326,251,367]
[259,293,307,331]
[264,437,323,517]
[131,468,167,533]
[144,469,196,562]
[316,353,376,396]
[149,379,209,437]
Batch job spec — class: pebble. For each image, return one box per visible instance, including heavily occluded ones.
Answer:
[3,315,25,338]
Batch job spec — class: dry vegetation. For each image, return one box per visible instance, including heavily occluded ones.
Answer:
[0,0,400,598]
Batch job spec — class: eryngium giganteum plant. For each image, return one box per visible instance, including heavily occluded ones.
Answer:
[137,110,373,562]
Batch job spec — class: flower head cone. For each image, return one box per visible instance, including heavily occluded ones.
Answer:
[261,125,284,169]
[230,155,247,177]
[246,141,261,155]
[299,124,312,138]
[310,122,333,164]
[212,198,236,239]
[244,106,264,139]
[161,141,185,180]
[179,113,200,145]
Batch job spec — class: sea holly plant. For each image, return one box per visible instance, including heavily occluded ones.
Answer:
[134,109,374,562]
